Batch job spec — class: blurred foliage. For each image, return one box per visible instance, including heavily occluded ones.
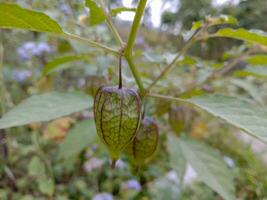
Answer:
[0,0,267,200]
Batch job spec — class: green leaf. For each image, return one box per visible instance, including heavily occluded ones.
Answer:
[0,3,63,34]
[191,15,238,30]
[179,138,235,200]
[207,15,238,26]
[0,92,92,129]
[38,178,55,196]
[231,79,264,105]
[235,66,267,78]
[189,94,267,142]
[110,7,136,17]
[246,54,267,65]
[42,54,90,75]
[214,28,267,46]
[28,156,46,177]
[58,119,96,159]
[85,0,106,26]
[167,135,186,182]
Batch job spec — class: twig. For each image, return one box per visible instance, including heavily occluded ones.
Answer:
[99,0,124,46]
[177,47,256,96]
[63,32,119,55]
[146,24,209,92]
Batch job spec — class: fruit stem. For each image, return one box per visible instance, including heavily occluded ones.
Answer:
[118,55,122,89]
[111,159,117,169]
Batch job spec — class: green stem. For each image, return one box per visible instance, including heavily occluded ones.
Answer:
[126,55,145,95]
[124,0,147,95]
[147,24,209,92]
[99,0,124,46]
[148,93,187,103]
[125,0,147,55]
[147,39,195,91]
[177,47,256,96]
[63,32,119,55]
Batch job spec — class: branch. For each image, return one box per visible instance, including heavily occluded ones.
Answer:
[124,0,148,95]
[178,47,257,96]
[126,55,145,94]
[147,25,208,92]
[63,32,119,55]
[125,0,147,55]
[99,0,124,46]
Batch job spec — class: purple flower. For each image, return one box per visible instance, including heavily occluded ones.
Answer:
[32,42,51,56]
[92,192,113,200]
[59,3,72,15]
[17,42,53,61]
[83,157,103,172]
[123,179,141,191]
[13,70,32,82]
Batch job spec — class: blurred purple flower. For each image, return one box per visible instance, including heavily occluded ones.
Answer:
[93,192,113,200]
[13,70,32,82]
[59,3,72,15]
[17,42,53,61]
[83,157,103,172]
[115,159,126,169]
[123,179,141,191]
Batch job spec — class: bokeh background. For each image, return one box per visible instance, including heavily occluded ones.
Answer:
[0,0,267,199]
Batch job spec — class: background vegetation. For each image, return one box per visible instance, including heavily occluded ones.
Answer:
[0,0,267,199]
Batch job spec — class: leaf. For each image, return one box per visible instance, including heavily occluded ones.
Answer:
[0,3,63,34]
[28,156,46,177]
[167,135,186,182]
[0,92,92,129]
[38,178,55,196]
[231,79,264,105]
[191,15,238,30]
[179,138,235,200]
[207,15,238,26]
[110,7,136,17]
[85,0,106,26]
[214,28,267,46]
[235,66,267,78]
[58,119,96,159]
[246,54,267,65]
[150,177,180,200]
[42,54,90,75]
[189,94,267,142]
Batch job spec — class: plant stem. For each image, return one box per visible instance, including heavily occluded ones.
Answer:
[147,26,207,92]
[125,0,147,55]
[118,55,122,89]
[126,55,145,94]
[63,32,119,55]
[99,0,124,46]
[124,0,147,95]
[177,47,256,96]
[147,39,195,91]
[148,93,187,103]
